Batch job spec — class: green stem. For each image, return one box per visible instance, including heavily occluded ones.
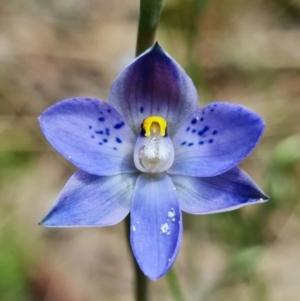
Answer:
[166,268,186,301]
[125,215,149,301]
[135,0,165,56]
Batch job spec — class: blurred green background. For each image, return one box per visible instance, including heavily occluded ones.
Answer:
[0,0,300,300]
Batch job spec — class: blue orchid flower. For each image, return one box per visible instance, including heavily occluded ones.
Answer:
[39,43,268,280]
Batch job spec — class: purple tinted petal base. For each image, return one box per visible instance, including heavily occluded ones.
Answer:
[41,170,137,227]
[171,167,269,214]
[39,97,137,176]
[130,173,182,280]
[109,43,198,136]
[169,102,265,177]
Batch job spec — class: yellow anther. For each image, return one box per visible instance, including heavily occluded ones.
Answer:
[142,116,167,137]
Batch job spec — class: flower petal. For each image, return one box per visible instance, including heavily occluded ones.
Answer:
[109,43,198,136]
[39,97,137,176]
[41,170,137,227]
[130,173,182,280]
[169,102,265,177]
[171,166,269,214]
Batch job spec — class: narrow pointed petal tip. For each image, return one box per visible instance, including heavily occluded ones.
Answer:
[171,167,269,215]
[109,44,198,137]
[130,174,182,280]
[39,97,137,176]
[152,41,163,52]
[40,170,137,227]
[170,102,265,177]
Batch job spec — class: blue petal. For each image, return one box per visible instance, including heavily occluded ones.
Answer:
[41,170,137,226]
[109,43,198,136]
[39,97,137,176]
[171,167,269,214]
[130,174,182,280]
[169,102,265,177]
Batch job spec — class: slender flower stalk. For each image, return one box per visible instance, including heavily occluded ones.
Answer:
[166,268,186,301]
[136,0,164,56]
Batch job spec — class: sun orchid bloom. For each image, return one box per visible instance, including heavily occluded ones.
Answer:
[39,43,268,280]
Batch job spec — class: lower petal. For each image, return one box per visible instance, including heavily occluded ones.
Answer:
[130,174,182,280]
[41,170,137,227]
[171,167,269,214]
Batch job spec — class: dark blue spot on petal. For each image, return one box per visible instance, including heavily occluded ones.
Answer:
[200,118,204,122]
[181,141,187,146]
[188,143,194,147]
[89,125,92,129]
[191,118,197,125]
[210,109,214,112]
[113,147,117,151]
[103,139,108,143]
[140,107,144,113]
[212,130,218,135]
[98,142,103,145]
[192,129,196,133]
[114,122,125,129]
[209,139,214,143]
[95,130,104,134]
[106,128,110,135]
[198,126,209,137]
[116,137,122,143]
[203,126,209,133]
[107,109,111,113]
[98,117,105,122]
[198,141,204,145]
[186,127,190,132]
[91,135,95,139]
[213,104,217,107]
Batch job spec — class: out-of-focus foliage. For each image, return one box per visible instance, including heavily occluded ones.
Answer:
[0,153,33,301]
[0,0,299,300]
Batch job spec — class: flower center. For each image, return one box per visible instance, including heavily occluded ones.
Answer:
[142,116,167,137]
[133,116,175,173]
